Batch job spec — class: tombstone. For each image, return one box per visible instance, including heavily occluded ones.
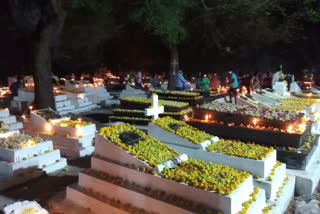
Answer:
[272,82,287,96]
[144,94,164,120]
[290,82,302,93]
[119,85,147,98]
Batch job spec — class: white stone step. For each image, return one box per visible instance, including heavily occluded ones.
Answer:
[43,158,67,174]
[4,122,23,131]
[91,156,253,214]
[266,176,295,214]
[239,188,266,214]
[0,140,53,162]
[67,185,128,214]
[0,109,10,118]
[0,169,42,191]
[76,172,196,214]
[57,145,95,159]
[254,163,286,200]
[0,149,61,176]
[52,123,96,138]
[287,141,320,196]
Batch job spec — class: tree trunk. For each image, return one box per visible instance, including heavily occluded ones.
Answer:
[168,46,179,90]
[33,30,55,110]
[33,0,66,110]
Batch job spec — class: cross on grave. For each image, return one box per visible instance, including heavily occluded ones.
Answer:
[145,94,164,120]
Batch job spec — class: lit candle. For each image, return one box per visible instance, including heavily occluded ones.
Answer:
[252,118,258,128]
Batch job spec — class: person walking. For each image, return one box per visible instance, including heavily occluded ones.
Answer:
[228,69,239,103]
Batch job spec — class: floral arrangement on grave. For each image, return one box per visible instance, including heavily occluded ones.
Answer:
[100,123,178,166]
[278,97,318,107]
[151,89,200,97]
[4,201,48,214]
[201,101,300,122]
[120,96,189,107]
[153,117,274,160]
[33,108,61,120]
[100,123,250,195]
[52,120,92,128]
[0,134,43,149]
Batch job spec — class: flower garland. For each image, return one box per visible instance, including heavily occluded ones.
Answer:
[161,158,250,195]
[53,120,92,128]
[206,139,274,160]
[152,117,213,144]
[120,96,189,107]
[99,124,178,166]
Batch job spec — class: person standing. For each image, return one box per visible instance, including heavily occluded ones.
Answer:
[228,69,239,103]
[175,70,187,91]
[136,70,142,88]
[200,74,210,91]
[209,73,219,90]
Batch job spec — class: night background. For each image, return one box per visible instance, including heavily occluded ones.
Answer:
[0,0,320,84]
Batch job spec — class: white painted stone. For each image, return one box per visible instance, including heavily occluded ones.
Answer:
[287,139,320,196]
[120,85,147,98]
[148,123,203,149]
[66,185,128,214]
[52,123,96,138]
[0,169,42,191]
[145,94,164,120]
[262,89,284,99]
[54,95,67,102]
[0,149,61,176]
[0,140,53,162]
[95,134,152,170]
[268,176,295,214]
[44,158,67,174]
[252,92,280,106]
[273,82,287,96]
[57,145,95,159]
[246,189,266,214]
[91,157,253,214]
[254,163,287,200]
[74,172,196,214]
[0,109,10,118]
[0,130,19,138]
[290,82,302,93]
[4,122,23,131]
[0,116,17,124]
[148,123,277,178]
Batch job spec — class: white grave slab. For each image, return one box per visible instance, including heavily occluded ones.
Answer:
[148,123,277,177]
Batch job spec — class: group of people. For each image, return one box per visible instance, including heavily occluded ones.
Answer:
[175,69,266,103]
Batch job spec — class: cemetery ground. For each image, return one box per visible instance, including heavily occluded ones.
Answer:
[0,106,320,214]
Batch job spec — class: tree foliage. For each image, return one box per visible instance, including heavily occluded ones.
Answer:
[131,0,194,46]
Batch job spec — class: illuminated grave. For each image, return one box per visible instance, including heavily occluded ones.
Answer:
[24,109,95,159]
[0,108,23,131]
[151,89,203,106]
[148,117,296,205]
[0,132,66,190]
[63,123,268,214]
[110,96,192,125]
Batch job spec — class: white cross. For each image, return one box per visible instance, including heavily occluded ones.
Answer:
[145,94,164,120]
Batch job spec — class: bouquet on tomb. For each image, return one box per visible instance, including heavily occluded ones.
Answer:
[52,120,92,128]
[0,134,43,149]
[4,201,48,214]
[201,101,300,122]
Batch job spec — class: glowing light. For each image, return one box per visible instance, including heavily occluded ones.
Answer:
[184,115,189,120]
[45,123,52,133]
[78,118,82,122]
[76,128,82,137]
[22,115,26,120]
[252,118,258,127]
[287,125,293,133]
[205,114,209,121]
[29,106,33,111]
